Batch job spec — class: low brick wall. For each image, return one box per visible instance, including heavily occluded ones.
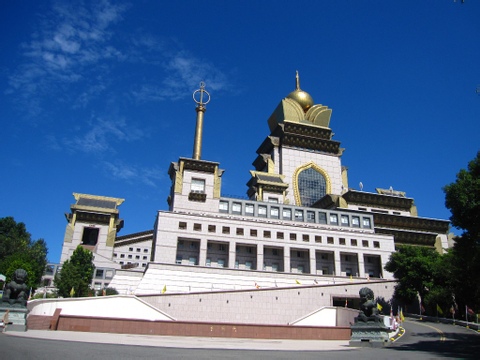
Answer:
[28,314,351,340]
[27,315,53,330]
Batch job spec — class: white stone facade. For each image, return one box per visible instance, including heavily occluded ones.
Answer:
[281,146,344,204]
[152,206,395,286]
[55,78,450,320]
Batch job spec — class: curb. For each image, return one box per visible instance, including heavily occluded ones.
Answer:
[390,327,405,342]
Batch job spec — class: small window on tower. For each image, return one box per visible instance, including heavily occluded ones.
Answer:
[191,178,205,193]
[81,227,99,246]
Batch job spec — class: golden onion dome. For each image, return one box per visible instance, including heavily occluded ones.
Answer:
[286,71,314,112]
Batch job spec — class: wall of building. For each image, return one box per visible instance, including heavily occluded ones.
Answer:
[113,239,153,269]
[153,210,395,279]
[27,296,174,321]
[138,277,396,325]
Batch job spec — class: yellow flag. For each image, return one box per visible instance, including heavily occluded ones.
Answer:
[436,304,443,315]
[377,303,383,311]
[161,285,167,294]
[400,309,405,321]
[69,287,75,297]
[295,279,301,285]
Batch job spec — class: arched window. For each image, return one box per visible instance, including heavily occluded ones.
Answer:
[298,167,327,206]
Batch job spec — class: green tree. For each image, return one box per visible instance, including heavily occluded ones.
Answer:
[444,151,480,239]
[385,245,441,307]
[55,246,95,298]
[0,217,31,258]
[28,239,48,287]
[0,217,48,288]
[443,151,480,314]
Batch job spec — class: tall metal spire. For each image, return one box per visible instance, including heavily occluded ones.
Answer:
[192,81,211,160]
[295,70,301,90]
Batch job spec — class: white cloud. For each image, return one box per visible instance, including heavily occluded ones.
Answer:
[103,161,164,187]
[132,50,229,103]
[8,1,231,113]
[8,0,127,108]
[63,116,145,154]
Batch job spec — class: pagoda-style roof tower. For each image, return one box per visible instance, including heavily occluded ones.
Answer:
[247,72,347,205]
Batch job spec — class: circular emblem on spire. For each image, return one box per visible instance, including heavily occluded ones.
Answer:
[286,71,314,112]
[193,81,211,107]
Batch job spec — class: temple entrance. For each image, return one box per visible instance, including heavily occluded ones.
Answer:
[332,296,360,310]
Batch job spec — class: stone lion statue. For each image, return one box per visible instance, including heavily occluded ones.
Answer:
[355,287,382,323]
[2,269,29,307]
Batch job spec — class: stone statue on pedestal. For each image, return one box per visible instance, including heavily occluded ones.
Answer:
[355,287,383,324]
[2,269,28,308]
[350,287,390,347]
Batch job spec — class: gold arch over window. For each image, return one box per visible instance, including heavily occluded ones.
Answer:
[293,162,331,206]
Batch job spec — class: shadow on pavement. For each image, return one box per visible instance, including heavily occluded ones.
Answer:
[388,330,480,359]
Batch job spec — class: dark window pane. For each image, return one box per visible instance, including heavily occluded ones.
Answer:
[298,168,327,206]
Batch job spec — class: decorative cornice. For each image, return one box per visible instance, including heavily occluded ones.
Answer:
[283,134,342,155]
[73,192,124,207]
[256,136,279,156]
[375,228,437,247]
[247,171,288,199]
[75,211,112,225]
[180,157,219,173]
[373,213,450,233]
[343,190,414,210]
[283,121,332,140]
[252,154,271,171]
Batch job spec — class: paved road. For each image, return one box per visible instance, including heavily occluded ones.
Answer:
[387,318,480,358]
[2,318,479,359]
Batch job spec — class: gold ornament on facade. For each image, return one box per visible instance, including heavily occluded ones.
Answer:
[292,162,331,206]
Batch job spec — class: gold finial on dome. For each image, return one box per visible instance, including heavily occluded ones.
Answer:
[286,71,314,112]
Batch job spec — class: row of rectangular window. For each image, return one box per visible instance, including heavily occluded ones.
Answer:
[179,222,380,248]
[118,261,147,267]
[219,200,372,229]
[123,247,149,253]
[114,253,149,260]
[175,254,381,275]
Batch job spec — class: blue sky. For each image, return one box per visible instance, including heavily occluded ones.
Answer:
[1,1,479,263]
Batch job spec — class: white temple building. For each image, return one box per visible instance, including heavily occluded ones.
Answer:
[56,74,451,298]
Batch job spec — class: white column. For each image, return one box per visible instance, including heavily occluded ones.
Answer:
[357,253,365,278]
[334,250,342,276]
[309,248,316,275]
[283,245,291,273]
[199,238,207,266]
[256,244,264,271]
[228,241,236,269]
